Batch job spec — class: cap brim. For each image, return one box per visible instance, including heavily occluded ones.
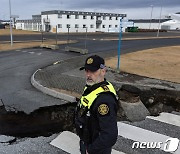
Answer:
[79,66,85,70]
[79,65,99,72]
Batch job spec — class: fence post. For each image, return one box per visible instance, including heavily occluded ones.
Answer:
[56,25,58,45]
[84,27,88,49]
[67,27,70,45]
[41,30,44,43]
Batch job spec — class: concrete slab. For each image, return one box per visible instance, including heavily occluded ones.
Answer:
[65,46,88,54]
[147,112,180,127]
[117,122,180,153]
[120,100,150,122]
[0,135,16,143]
[50,131,125,154]
[40,44,59,50]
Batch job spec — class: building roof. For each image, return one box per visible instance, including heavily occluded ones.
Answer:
[16,19,41,23]
[41,10,126,18]
[32,15,41,19]
[129,19,171,23]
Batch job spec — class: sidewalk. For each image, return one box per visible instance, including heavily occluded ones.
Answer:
[32,52,180,102]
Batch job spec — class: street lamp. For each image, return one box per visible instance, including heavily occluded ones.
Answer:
[157,5,163,37]
[9,0,13,46]
[149,5,154,29]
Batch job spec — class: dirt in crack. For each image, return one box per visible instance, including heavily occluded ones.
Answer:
[0,102,77,138]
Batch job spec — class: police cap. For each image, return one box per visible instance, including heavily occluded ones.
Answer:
[80,55,105,72]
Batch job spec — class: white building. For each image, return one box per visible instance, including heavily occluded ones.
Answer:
[161,13,180,30]
[16,15,42,31]
[41,10,126,33]
[128,19,170,30]
[16,10,126,33]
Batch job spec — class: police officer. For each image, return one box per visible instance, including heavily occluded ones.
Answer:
[74,55,118,154]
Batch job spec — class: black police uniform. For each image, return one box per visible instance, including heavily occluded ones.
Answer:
[75,80,118,154]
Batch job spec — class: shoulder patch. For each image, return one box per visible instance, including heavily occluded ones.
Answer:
[98,104,109,115]
[101,85,109,92]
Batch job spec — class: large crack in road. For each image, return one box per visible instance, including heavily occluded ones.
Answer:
[0,100,76,137]
[0,84,179,138]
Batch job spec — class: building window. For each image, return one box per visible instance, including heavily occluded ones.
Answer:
[67,15,70,19]
[102,25,105,28]
[115,25,118,28]
[116,17,118,20]
[58,24,62,28]
[91,16,94,19]
[109,16,112,20]
[67,24,70,28]
[90,24,94,28]
[75,24,79,28]
[83,24,86,28]
[103,16,106,20]
[109,25,112,28]
[58,14,62,18]
[75,15,79,19]
[97,16,101,20]
[83,15,87,19]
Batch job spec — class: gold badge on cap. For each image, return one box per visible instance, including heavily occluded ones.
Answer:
[87,58,93,64]
[98,104,109,115]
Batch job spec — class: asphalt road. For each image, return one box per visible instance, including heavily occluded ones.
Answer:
[1,31,180,42]
[0,48,78,114]
[65,37,180,54]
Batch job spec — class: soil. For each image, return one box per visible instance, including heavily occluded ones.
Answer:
[106,46,180,83]
[0,40,76,52]
[0,29,40,35]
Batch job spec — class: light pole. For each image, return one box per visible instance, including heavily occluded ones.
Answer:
[117,17,123,71]
[149,5,153,29]
[157,5,163,37]
[9,0,13,46]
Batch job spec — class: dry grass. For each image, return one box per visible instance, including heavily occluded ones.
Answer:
[0,29,40,35]
[106,46,180,83]
[0,40,76,51]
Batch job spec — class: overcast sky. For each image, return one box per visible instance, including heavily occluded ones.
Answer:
[0,0,179,20]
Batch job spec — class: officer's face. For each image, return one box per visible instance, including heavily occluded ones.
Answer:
[85,68,106,86]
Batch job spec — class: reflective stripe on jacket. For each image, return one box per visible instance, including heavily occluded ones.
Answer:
[80,81,117,109]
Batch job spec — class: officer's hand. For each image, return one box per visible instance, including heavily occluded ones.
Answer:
[86,150,89,154]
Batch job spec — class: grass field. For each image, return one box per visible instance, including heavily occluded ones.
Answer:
[106,46,180,83]
[0,29,40,35]
[0,40,77,51]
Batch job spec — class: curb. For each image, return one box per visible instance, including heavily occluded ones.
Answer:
[31,51,180,103]
[31,69,76,102]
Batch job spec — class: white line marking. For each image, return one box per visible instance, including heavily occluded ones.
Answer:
[50,131,125,154]
[37,53,42,56]
[28,52,35,54]
[117,122,180,153]
[22,50,27,53]
[147,112,180,127]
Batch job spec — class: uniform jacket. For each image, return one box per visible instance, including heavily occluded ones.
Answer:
[75,80,118,154]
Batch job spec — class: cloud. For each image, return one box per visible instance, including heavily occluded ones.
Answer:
[0,0,180,19]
